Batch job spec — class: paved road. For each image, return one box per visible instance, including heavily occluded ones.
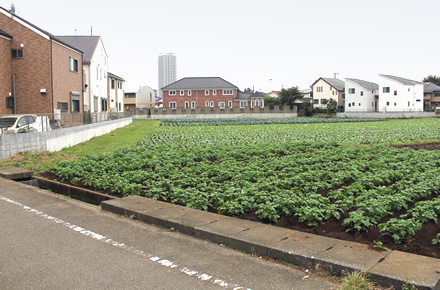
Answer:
[0,178,338,289]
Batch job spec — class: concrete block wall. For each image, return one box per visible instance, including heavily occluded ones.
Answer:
[336,112,436,118]
[0,117,132,159]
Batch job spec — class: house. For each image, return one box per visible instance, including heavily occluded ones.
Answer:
[267,91,280,98]
[124,86,157,113]
[0,7,84,114]
[57,36,108,113]
[162,77,264,110]
[310,77,345,111]
[108,73,124,112]
[344,78,379,112]
[423,82,440,110]
[378,75,424,112]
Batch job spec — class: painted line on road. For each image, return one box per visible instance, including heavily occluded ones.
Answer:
[0,195,250,289]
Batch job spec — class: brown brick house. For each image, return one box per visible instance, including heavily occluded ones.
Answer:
[162,77,264,110]
[0,7,83,114]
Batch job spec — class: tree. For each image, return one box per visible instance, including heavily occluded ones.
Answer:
[327,98,337,113]
[423,75,440,86]
[264,95,280,109]
[243,87,253,94]
[279,87,303,109]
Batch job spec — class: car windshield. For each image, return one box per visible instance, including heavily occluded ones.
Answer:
[0,118,18,129]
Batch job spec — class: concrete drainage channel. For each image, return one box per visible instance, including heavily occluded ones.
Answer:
[1,166,439,289]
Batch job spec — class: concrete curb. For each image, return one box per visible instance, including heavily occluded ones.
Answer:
[101,196,440,290]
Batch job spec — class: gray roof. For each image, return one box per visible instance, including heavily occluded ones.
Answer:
[311,77,345,91]
[108,72,125,81]
[380,75,423,85]
[56,36,101,63]
[424,82,440,93]
[236,91,251,100]
[0,7,82,54]
[162,77,238,90]
[345,78,379,91]
[249,91,266,99]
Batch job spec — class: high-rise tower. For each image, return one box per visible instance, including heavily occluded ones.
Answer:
[158,53,176,98]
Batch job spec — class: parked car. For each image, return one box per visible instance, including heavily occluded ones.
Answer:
[0,114,51,135]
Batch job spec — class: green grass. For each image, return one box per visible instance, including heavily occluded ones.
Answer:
[0,120,161,175]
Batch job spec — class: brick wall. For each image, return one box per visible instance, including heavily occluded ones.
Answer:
[52,41,83,112]
[163,89,238,108]
[0,35,12,114]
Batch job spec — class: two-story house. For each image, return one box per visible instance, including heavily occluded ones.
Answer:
[57,36,108,113]
[423,82,440,110]
[108,72,124,112]
[310,77,345,111]
[124,86,157,113]
[163,77,239,109]
[344,78,379,112]
[378,75,424,112]
[0,6,83,114]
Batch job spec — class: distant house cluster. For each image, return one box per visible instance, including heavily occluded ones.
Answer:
[0,6,124,115]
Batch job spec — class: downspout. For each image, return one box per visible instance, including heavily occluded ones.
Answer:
[50,39,54,114]
[12,72,16,114]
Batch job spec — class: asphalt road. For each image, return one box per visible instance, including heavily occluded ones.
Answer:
[0,178,338,289]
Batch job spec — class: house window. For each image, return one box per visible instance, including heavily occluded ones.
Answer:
[169,102,176,109]
[188,90,192,96]
[352,102,355,106]
[210,101,214,107]
[219,102,225,108]
[228,101,233,108]
[250,100,254,108]
[416,99,421,102]
[223,89,233,95]
[240,101,246,108]
[71,99,80,112]
[184,101,189,108]
[348,88,355,94]
[394,90,397,96]
[408,101,410,107]
[313,99,319,104]
[169,90,176,96]
[383,87,390,93]
[205,101,209,107]
[69,57,78,72]
[348,103,351,107]
[6,97,14,108]
[205,89,209,96]
[360,91,364,96]
[213,89,217,95]
[111,80,115,89]
[386,101,390,106]
[321,99,328,104]
[11,49,24,58]
[58,102,68,112]
[180,90,185,96]
[255,100,260,107]
[435,93,440,97]
[394,102,397,106]
[359,103,361,106]
[191,101,196,109]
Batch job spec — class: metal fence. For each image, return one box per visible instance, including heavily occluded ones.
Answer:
[0,112,132,135]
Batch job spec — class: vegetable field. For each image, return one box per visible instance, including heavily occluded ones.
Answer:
[54,118,440,256]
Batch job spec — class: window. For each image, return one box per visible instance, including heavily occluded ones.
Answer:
[205,101,209,107]
[210,101,214,107]
[58,102,68,112]
[408,88,410,92]
[69,57,78,72]
[408,101,410,107]
[185,101,189,108]
[358,103,361,106]
[111,80,115,89]
[223,89,233,95]
[348,103,351,107]
[394,90,397,96]
[191,101,196,109]
[321,99,328,104]
[435,93,440,97]
[360,91,364,96]
[313,99,319,104]
[255,100,260,107]
[11,49,24,58]
[394,102,397,106]
[240,101,246,108]
[71,99,80,112]
[316,86,323,93]
[188,90,192,96]
[383,87,390,93]
[228,101,233,108]
[180,90,185,96]
[205,89,209,96]
[169,102,176,109]
[416,99,421,102]
[219,102,225,108]
[348,88,355,94]
[386,101,390,106]
[352,102,355,106]
[169,90,176,96]
[71,92,80,112]
[6,97,14,108]
[213,89,217,95]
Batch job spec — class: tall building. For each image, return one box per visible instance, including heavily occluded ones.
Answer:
[158,53,176,98]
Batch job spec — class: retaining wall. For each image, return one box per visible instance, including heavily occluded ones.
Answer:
[0,117,132,159]
[337,112,436,118]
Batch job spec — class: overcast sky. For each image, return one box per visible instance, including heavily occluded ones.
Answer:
[3,0,439,92]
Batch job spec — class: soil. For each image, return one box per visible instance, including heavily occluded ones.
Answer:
[42,142,440,259]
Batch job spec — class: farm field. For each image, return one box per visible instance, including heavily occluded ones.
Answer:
[53,118,440,258]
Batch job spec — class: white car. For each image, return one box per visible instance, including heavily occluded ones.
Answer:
[0,114,51,135]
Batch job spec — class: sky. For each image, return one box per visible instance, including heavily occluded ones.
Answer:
[2,0,439,92]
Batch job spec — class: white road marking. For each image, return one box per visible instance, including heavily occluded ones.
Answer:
[0,196,251,289]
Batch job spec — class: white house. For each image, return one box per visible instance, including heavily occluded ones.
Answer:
[310,77,345,111]
[57,36,109,112]
[108,73,125,112]
[378,75,424,112]
[344,78,379,112]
